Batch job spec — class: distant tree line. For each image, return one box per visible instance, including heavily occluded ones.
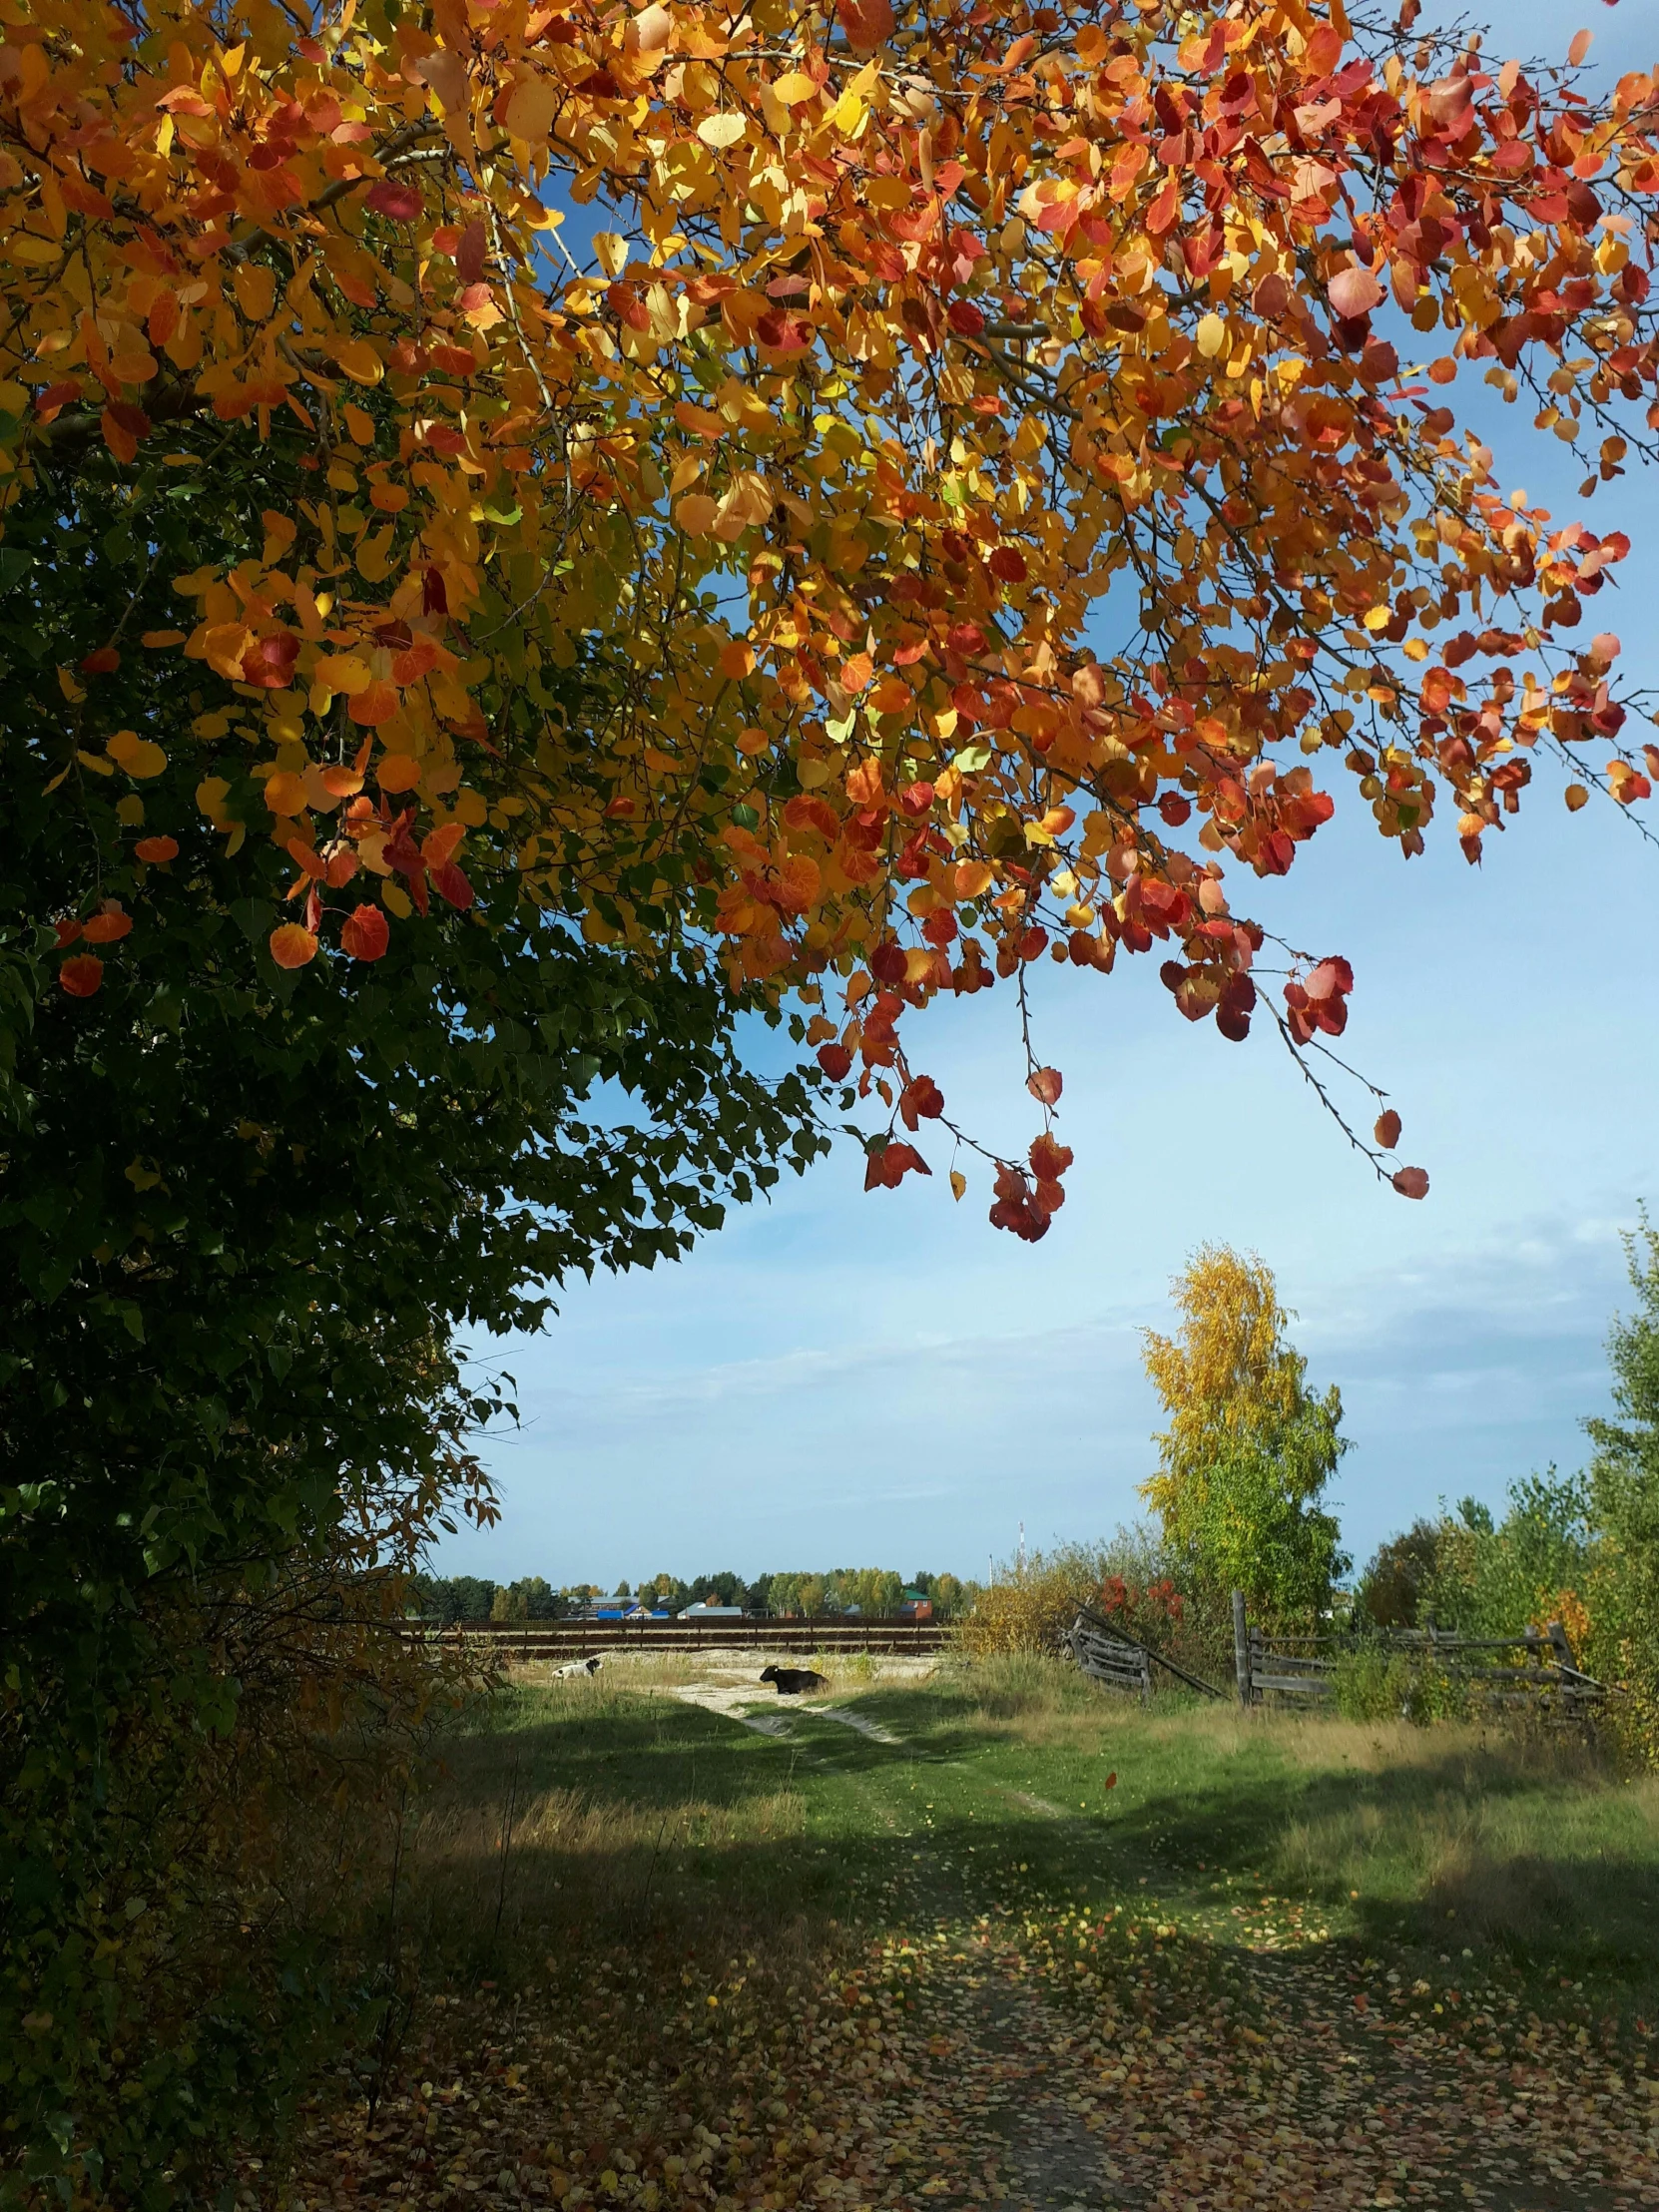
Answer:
[408,1565,973,1623]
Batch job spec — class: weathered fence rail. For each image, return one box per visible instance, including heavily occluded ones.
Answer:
[1229,1593,1607,1718]
[407,1615,949,1661]
[1061,1605,1227,1703]
[1061,1609,1153,1703]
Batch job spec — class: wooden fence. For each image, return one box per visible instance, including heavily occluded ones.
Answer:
[411,1615,949,1661]
[1229,1591,1607,1718]
[1061,1605,1226,1703]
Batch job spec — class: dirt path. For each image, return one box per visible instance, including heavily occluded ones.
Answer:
[875,1870,1659,2212]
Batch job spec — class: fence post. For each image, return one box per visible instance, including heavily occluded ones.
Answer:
[1232,1591,1253,1706]
[1546,1618,1581,1720]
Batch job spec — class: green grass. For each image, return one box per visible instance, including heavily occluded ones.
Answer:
[392,1655,1659,2016]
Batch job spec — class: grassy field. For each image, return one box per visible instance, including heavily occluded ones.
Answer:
[260,1654,1659,2212]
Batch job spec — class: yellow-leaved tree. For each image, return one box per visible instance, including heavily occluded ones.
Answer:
[1141,1245,1348,1623]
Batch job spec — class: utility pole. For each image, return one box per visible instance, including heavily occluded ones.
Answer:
[1017,1520,1025,1576]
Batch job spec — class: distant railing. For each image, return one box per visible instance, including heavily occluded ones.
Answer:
[405,1614,950,1659]
[1228,1590,1607,1719]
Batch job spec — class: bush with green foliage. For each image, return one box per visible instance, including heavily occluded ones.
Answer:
[1419,1478,1592,1641]
[0,431,827,2201]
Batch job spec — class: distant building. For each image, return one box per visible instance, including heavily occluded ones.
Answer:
[678,1601,745,1618]
[899,1595,933,1621]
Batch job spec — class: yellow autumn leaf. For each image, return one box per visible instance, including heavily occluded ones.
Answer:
[233,264,276,321]
[1564,784,1590,811]
[1196,312,1228,358]
[333,337,384,386]
[504,75,561,141]
[593,231,630,277]
[772,70,818,104]
[106,730,167,779]
[676,492,719,536]
[697,111,747,148]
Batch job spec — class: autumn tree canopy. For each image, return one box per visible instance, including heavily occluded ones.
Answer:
[1141,1243,1348,1619]
[4,0,1659,1235]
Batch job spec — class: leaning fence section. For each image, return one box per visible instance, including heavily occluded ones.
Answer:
[1062,1605,1227,1702]
[1061,1609,1154,1704]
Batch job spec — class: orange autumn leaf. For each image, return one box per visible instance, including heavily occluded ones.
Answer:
[269,923,318,970]
[81,910,133,943]
[59,954,103,998]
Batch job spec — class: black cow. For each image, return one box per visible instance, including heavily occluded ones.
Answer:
[760,1665,829,1696]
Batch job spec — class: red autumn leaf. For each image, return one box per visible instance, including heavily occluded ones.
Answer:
[1026,1066,1062,1106]
[1374,1109,1402,1150]
[365,179,424,221]
[834,0,893,52]
[863,1139,929,1190]
[430,861,474,909]
[1103,1771,1117,1790]
[1391,1165,1430,1200]
[899,1075,944,1129]
[456,224,488,289]
[1328,265,1385,319]
[134,835,179,863]
[241,632,300,688]
[1029,1132,1073,1181]
[54,917,83,946]
[817,1042,853,1080]
[1304,956,1354,1001]
[947,298,984,335]
[870,941,908,986]
[80,646,121,674]
[340,903,390,961]
[81,910,133,943]
[59,954,104,997]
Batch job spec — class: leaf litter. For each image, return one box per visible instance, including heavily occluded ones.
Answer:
[254,1717,1659,2212]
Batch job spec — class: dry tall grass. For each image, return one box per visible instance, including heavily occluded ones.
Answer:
[367,1671,824,1991]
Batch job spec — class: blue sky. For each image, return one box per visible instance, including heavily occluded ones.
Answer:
[433,1,1658,1591]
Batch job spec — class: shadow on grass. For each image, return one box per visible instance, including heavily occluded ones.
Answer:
[383,1678,1659,2010]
